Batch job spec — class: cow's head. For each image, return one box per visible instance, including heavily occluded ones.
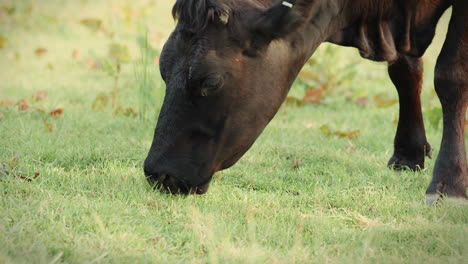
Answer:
[144,0,311,194]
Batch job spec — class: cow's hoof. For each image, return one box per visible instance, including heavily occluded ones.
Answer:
[425,182,468,206]
[426,193,468,206]
[388,142,432,171]
[387,155,424,171]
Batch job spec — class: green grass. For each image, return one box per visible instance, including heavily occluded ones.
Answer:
[1,1,467,263]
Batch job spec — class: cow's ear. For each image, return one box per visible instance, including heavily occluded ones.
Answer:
[247,1,302,52]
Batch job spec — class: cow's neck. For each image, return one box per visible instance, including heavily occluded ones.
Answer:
[289,0,450,63]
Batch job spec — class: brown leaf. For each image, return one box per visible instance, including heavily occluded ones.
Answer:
[284,96,304,107]
[320,124,360,139]
[86,58,102,69]
[286,190,300,196]
[80,18,103,32]
[109,43,131,63]
[35,48,47,56]
[336,130,361,139]
[72,49,81,60]
[154,56,160,66]
[355,97,368,106]
[18,99,29,111]
[49,108,64,117]
[357,215,379,227]
[35,108,46,114]
[292,158,302,169]
[320,124,332,136]
[18,172,40,182]
[8,156,19,170]
[91,93,109,111]
[0,100,16,107]
[302,88,323,104]
[44,121,53,132]
[298,70,316,80]
[0,35,7,49]
[2,6,15,15]
[152,236,165,245]
[373,95,398,108]
[114,106,138,117]
[32,90,48,101]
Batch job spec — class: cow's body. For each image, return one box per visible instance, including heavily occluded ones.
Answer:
[144,0,468,202]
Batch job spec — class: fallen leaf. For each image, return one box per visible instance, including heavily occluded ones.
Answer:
[303,88,323,104]
[2,6,15,15]
[286,190,300,196]
[284,96,304,107]
[357,215,379,227]
[373,95,398,108]
[8,156,19,170]
[18,99,29,111]
[80,18,103,31]
[35,108,46,114]
[152,236,165,245]
[49,108,64,117]
[292,158,302,169]
[109,43,131,63]
[32,90,48,101]
[114,106,138,117]
[91,93,109,111]
[44,121,53,132]
[19,172,40,182]
[0,35,7,49]
[320,124,332,136]
[320,124,360,139]
[355,97,368,106]
[336,130,360,139]
[72,49,81,60]
[35,48,47,56]
[298,70,318,81]
[87,58,102,69]
[0,100,16,107]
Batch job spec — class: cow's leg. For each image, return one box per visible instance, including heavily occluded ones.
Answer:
[426,2,468,203]
[387,56,431,171]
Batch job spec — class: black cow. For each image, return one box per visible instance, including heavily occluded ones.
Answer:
[144,0,467,203]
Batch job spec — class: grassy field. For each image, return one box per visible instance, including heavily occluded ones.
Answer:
[1,0,467,263]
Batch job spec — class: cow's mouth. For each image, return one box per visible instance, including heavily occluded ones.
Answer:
[145,173,210,195]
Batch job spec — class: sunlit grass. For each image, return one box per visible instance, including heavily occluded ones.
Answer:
[1,1,467,263]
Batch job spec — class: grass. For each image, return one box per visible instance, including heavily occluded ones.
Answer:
[0,0,467,263]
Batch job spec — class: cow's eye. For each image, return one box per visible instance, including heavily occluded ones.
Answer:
[200,75,224,97]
